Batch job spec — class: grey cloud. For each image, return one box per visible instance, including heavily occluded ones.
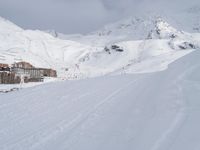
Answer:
[0,0,199,34]
[0,0,114,34]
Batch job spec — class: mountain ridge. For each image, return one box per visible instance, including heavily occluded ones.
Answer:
[0,13,199,79]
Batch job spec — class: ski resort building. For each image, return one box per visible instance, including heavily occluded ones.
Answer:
[0,63,9,68]
[0,63,10,72]
[0,63,20,84]
[0,62,57,84]
[38,68,57,77]
[12,61,34,69]
[0,72,19,84]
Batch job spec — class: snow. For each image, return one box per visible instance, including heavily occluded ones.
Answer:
[0,50,200,150]
[0,14,200,79]
[0,0,200,149]
[0,77,60,93]
[0,17,97,77]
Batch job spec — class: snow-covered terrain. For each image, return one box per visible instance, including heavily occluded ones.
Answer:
[1,0,200,149]
[0,77,60,93]
[0,50,200,150]
[1,0,200,79]
[0,16,97,77]
[1,15,200,79]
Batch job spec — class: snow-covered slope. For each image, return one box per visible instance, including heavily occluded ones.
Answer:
[69,18,200,77]
[0,50,200,150]
[0,16,97,77]
[0,13,200,79]
[45,15,200,78]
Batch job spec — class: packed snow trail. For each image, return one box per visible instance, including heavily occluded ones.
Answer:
[0,51,200,150]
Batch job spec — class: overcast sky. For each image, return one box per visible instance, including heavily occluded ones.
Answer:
[0,0,198,34]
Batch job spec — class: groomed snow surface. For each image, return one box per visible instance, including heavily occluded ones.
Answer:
[0,50,200,150]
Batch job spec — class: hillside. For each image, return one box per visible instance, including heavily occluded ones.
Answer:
[0,16,96,77]
[1,0,200,79]
[1,1,200,149]
[0,50,199,150]
[0,16,200,79]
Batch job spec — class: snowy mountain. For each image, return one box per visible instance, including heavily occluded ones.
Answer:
[0,3,200,79]
[48,16,200,77]
[0,17,98,77]
[1,1,200,150]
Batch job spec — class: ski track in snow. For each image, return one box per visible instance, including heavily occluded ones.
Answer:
[29,78,140,149]
[0,51,200,150]
[151,60,199,150]
[151,83,187,150]
[1,93,91,150]
[0,78,140,150]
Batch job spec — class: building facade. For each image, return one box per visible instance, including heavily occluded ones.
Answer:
[0,62,57,84]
